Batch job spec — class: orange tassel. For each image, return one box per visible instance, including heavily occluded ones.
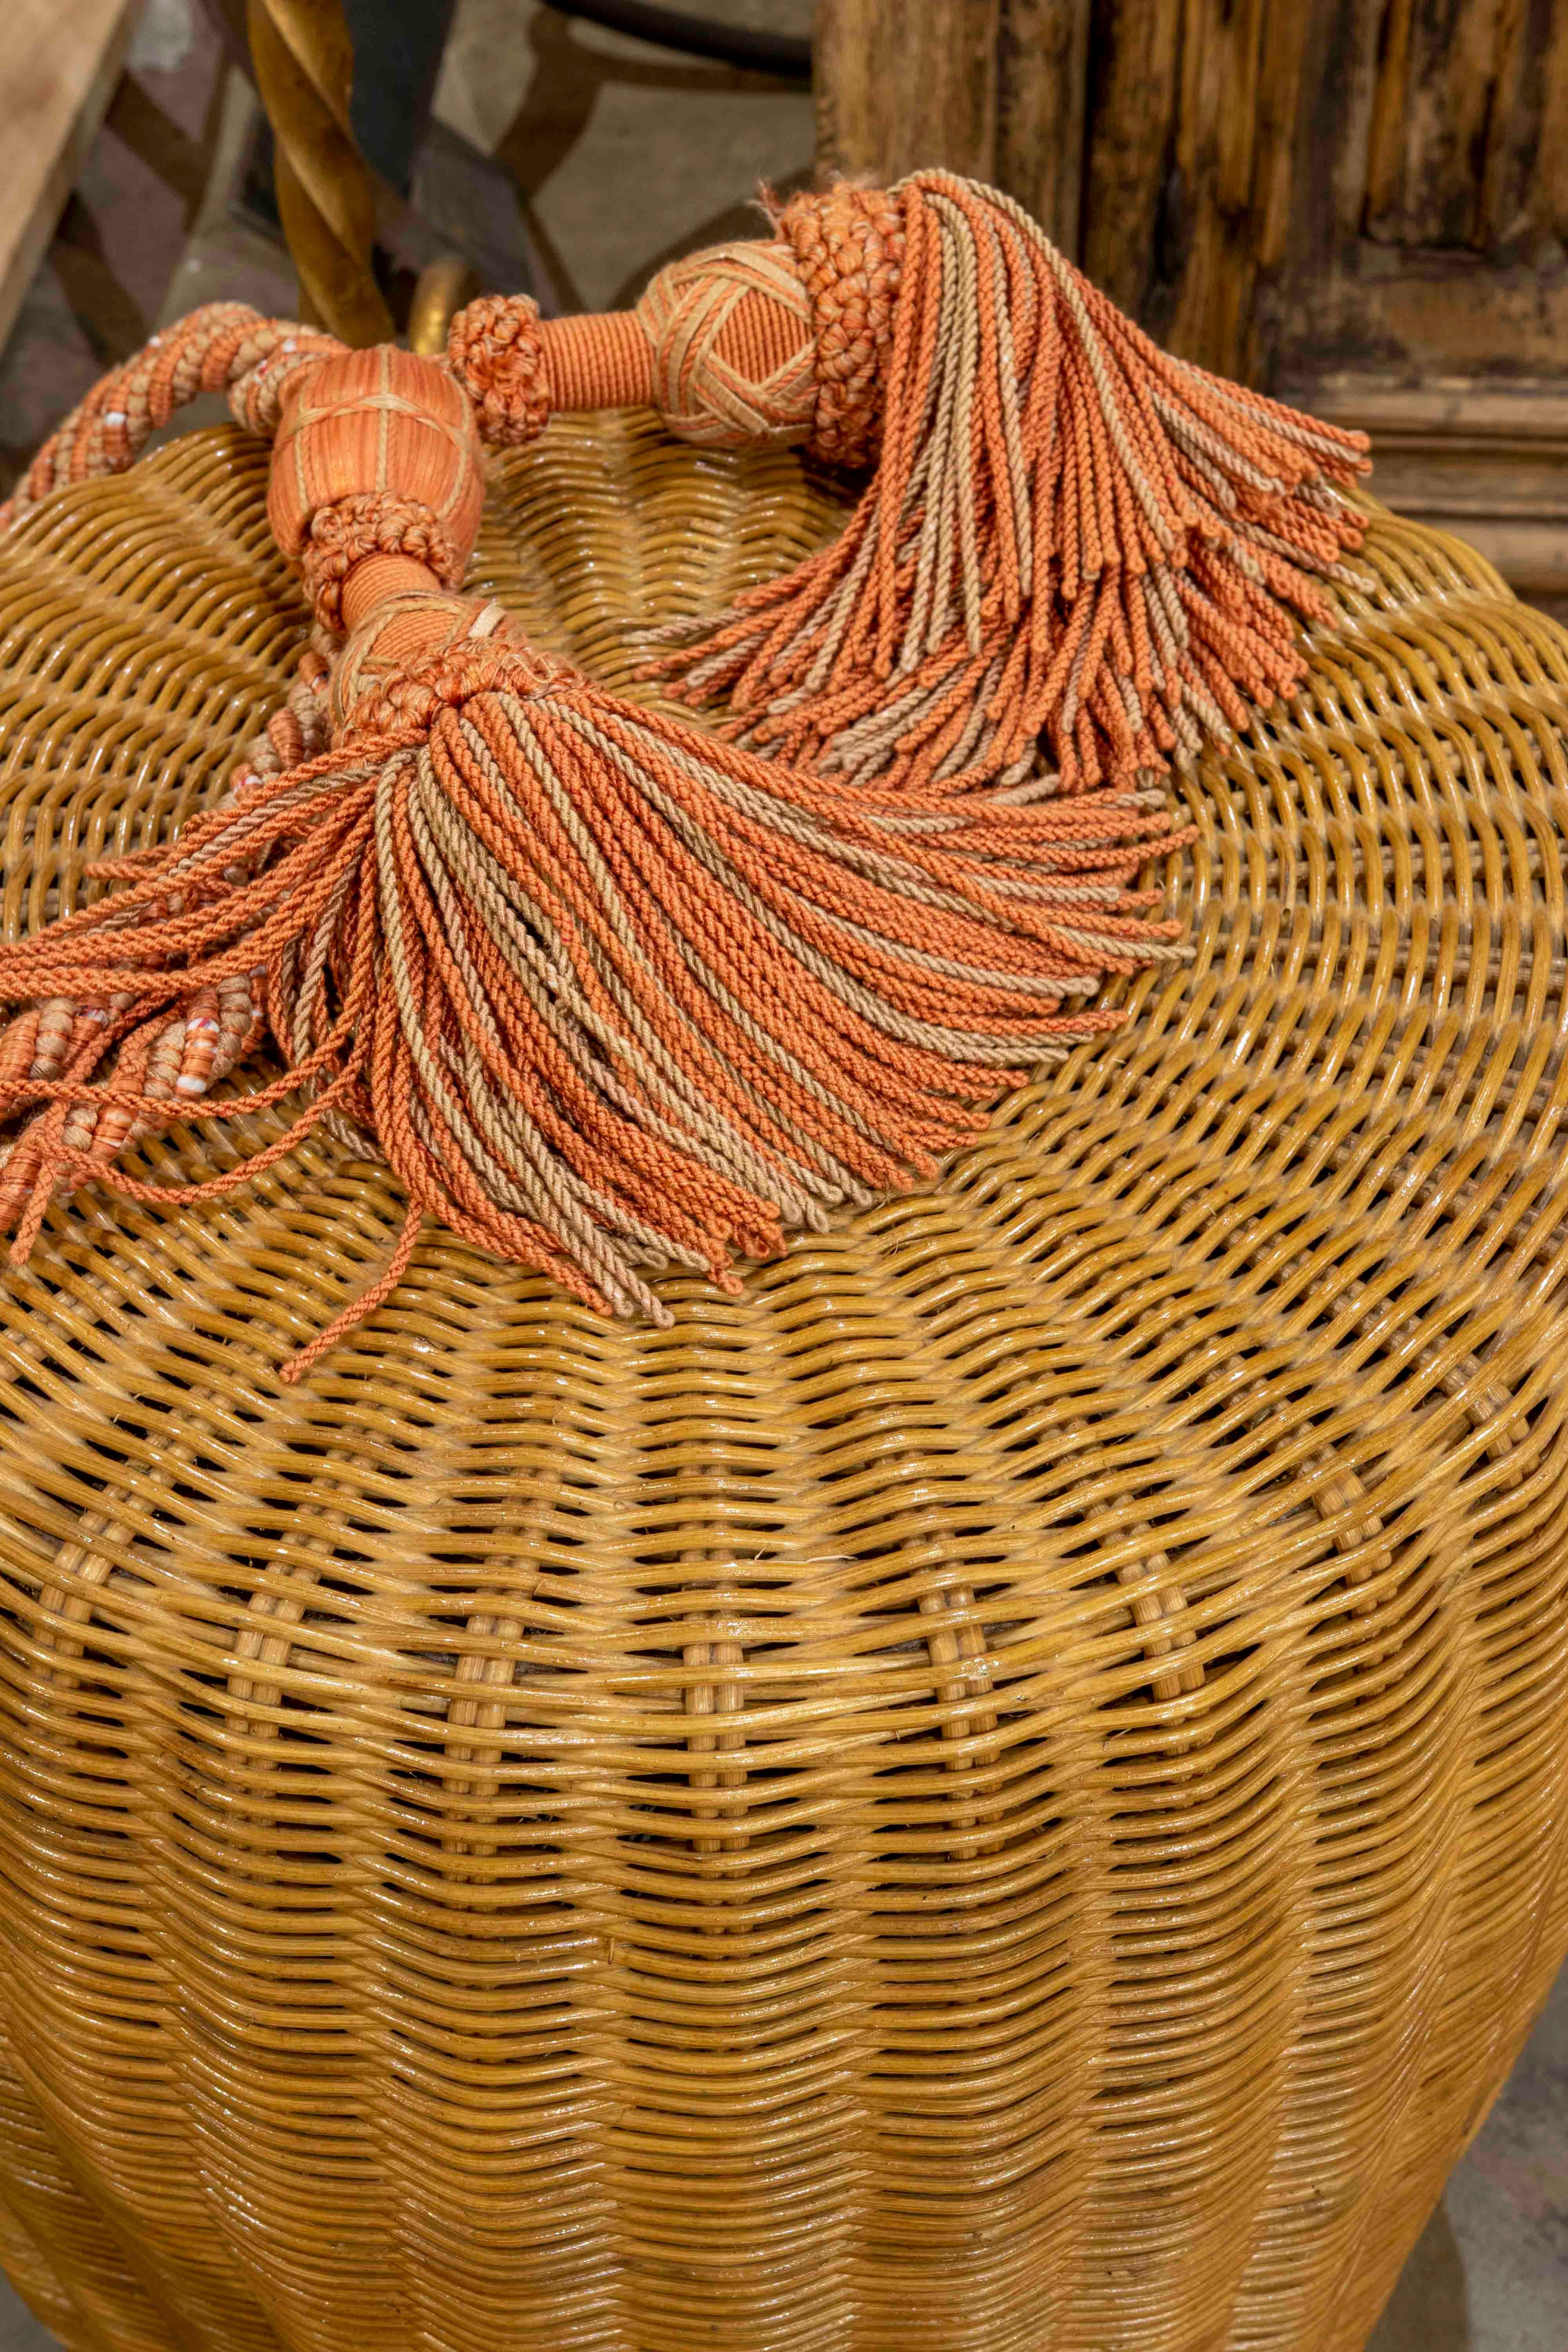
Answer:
[0,586,1186,1373]
[642,174,1372,793]
[0,336,1191,1369]
[445,173,1374,797]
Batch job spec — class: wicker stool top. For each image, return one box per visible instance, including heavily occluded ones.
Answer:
[0,413,1565,2352]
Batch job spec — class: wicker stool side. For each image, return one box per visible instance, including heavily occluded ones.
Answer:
[0,420,1564,2352]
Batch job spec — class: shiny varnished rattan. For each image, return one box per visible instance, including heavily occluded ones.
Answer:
[0,416,1565,2352]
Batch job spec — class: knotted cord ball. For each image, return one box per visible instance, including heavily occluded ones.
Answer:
[300,493,464,637]
[635,240,817,450]
[446,292,552,449]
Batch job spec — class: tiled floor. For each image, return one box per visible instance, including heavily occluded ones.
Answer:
[1440,1964,1568,2350]
[0,5,1563,2347]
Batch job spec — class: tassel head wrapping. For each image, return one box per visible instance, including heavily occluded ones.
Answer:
[269,345,487,633]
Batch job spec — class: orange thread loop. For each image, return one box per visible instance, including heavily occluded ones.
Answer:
[446,292,553,447]
[301,494,463,636]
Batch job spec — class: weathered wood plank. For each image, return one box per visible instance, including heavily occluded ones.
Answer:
[0,0,140,355]
[814,0,1003,196]
[1168,1,1311,377]
[1272,0,1568,379]
[1078,0,1311,379]
[813,0,1568,423]
[1080,0,1182,316]
[1363,0,1553,250]
[812,0,1091,252]
[1527,3,1568,245]
[993,0,1094,254]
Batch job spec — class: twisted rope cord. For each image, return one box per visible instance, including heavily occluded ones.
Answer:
[0,307,343,532]
[0,310,452,1227]
[246,0,392,348]
[0,298,351,1217]
[0,650,335,1230]
[432,176,1372,800]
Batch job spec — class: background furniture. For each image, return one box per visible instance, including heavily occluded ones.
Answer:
[0,1,140,354]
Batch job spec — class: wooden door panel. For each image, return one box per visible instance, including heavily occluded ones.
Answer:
[1362,0,1568,251]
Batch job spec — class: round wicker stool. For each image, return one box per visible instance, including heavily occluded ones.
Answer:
[0,416,1564,2352]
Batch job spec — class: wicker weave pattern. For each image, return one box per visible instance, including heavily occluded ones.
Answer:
[0,418,1565,2352]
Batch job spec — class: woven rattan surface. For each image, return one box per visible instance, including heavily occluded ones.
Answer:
[0,416,1566,2352]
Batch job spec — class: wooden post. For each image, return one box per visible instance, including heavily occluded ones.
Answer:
[814,0,1306,383]
[813,0,1092,257]
[0,0,139,357]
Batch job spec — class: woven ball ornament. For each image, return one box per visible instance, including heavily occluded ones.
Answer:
[634,239,818,448]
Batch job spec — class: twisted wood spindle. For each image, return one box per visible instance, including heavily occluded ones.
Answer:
[247,0,393,347]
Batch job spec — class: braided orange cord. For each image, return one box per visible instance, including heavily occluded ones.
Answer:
[0,305,347,531]
[0,648,334,1230]
[0,339,484,1286]
[0,310,339,1217]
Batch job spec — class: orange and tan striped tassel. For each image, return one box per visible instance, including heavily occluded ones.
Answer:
[0,174,1367,1366]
